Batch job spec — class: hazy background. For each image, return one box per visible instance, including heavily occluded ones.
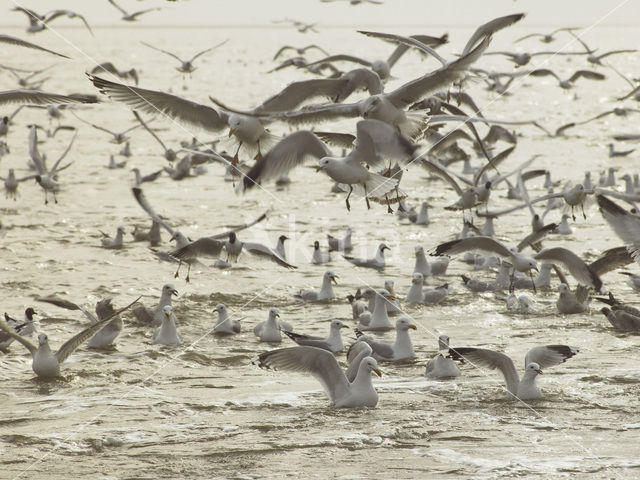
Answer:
[2,0,639,28]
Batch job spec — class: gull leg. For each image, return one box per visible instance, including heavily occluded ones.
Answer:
[571,205,576,221]
[185,263,191,283]
[174,260,182,279]
[363,184,371,210]
[581,202,586,220]
[345,185,352,212]
[529,269,537,295]
[53,191,58,204]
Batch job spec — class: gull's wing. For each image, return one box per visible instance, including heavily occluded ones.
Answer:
[448,347,519,394]
[419,157,464,196]
[49,130,77,174]
[55,297,139,364]
[264,101,364,126]
[596,49,637,60]
[0,316,38,354]
[45,10,94,36]
[432,236,513,259]
[189,39,228,62]
[88,74,228,132]
[35,296,98,323]
[597,194,640,265]
[589,246,634,276]
[28,125,46,175]
[254,346,350,403]
[305,54,373,68]
[568,70,606,83]
[0,89,94,108]
[313,131,355,149]
[529,68,562,82]
[356,335,395,360]
[206,212,270,240]
[353,119,418,168]
[132,187,178,237]
[358,31,447,66]
[462,13,525,55]
[108,0,128,16]
[133,110,167,151]
[516,223,558,252]
[514,33,544,43]
[386,35,490,109]
[272,45,295,60]
[240,130,331,191]
[472,145,516,186]
[256,78,350,113]
[534,247,602,290]
[242,242,297,269]
[170,238,226,261]
[71,111,116,136]
[0,34,70,59]
[129,8,159,20]
[141,42,184,63]
[283,330,329,349]
[524,345,578,370]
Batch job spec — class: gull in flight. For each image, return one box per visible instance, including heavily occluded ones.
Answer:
[142,40,228,75]
[254,346,382,408]
[107,0,160,22]
[449,344,579,400]
[0,298,138,377]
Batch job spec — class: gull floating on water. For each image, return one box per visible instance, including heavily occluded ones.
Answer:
[283,319,347,353]
[0,298,137,377]
[132,284,178,326]
[449,344,579,400]
[253,307,293,342]
[294,270,338,302]
[354,316,416,361]
[254,345,381,408]
[152,306,182,345]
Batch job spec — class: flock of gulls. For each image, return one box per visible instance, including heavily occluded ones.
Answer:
[2,5,640,412]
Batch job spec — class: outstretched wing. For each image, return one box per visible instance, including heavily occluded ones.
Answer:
[524,345,578,370]
[55,296,140,364]
[254,346,349,403]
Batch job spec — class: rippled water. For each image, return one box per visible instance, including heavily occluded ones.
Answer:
[2,22,640,479]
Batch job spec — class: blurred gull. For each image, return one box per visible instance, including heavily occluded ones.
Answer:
[294,270,338,302]
[213,304,241,335]
[425,335,461,378]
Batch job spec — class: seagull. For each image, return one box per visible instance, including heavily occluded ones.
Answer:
[354,316,417,361]
[343,243,389,270]
[31,128,77,204]
[1,168,34,200]
[529,68,606,89]
[254,346,382,408]
[0,308,37,350]
[213,304,241,334]
[170,231,296,282]
[142,40,228,75]
[449,344,579,400]
[311,241,331,264]
[100,226,126,249]
[90,62,139,85]
[0,298,137,377]
[273,44,329,60]
[132,167,163,185]
[425,335,461,379]
[328,227,353,252]
[556,284,590,314]
[514,27,579,44]
[107,155,127,169]
[294,270,338,302]
[597,194,640,266]
[609,143,635,158]
[483,49,590,67]
[414,245,449,276]
[72,111,142,144]
[600,306,640,332]
[152,306,182,345]
[237,120,417,211]
[432,236,541,289]
[107,0,160,22]
[356,288,394,331]
[283,320,347,353]
[534,247,602,290]
[253,307,293,342]
[131,284,178,326]
[36,296,124,349]
[11,7,93,35]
